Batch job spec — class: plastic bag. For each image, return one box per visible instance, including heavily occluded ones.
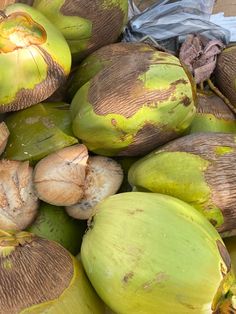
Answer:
[123,0,230,54]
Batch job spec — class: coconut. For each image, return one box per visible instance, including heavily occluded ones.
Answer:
[4,102,78,163]
[81,192,236,313]
[128,133,236,234]
[27,202,87,255]
[66,156,123,219]
[215,45,236,108]
[0,230,105,313]
[30,0,128,62]
[71,42,196,157]
[33,144,89,206]
[0,3,71,112]
[189,91,236,134]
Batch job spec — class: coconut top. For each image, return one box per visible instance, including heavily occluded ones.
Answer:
[0,230,74,313]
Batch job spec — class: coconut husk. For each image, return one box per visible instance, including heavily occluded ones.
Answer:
[179,34,225,84]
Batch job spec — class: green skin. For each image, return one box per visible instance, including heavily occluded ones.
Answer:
[189,113,236,134]
[33,0,128,61]
[128,151,226,228]
[68,53,108,100]
[71,53,196,157]
[81,192,235,313]
[20,258,105,313]
[0,4,71,108]
[4,102,78,164]
[27,203,87,255]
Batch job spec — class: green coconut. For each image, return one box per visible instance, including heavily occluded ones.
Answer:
[30,0,128,62]
[4,102,78,163]
[0,3,71,112]
[128,133,236,234]
[189,91,236,134]
[81,192,236,313]
[215,45,236,108]
[71,42,196,157]
[27,202,87,255]
[0,230,105,313]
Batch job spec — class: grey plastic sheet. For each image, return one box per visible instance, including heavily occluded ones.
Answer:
[123,0,230,54]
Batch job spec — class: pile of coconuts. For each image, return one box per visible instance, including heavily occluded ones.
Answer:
[1,0,236,313]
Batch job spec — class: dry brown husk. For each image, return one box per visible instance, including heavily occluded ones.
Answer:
[0,160,38,230]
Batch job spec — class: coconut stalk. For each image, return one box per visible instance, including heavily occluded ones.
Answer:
[81,192,236,313]
[128,133,236,234]
[0,230,105,313]
[0,3,71,112]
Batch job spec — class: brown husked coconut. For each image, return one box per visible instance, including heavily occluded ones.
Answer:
[0,160,38,230]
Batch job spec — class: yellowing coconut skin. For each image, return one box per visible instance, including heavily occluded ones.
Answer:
[81,192,236,313]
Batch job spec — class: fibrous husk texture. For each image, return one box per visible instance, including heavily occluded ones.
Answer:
[180,34,224,84]
[0,160,38,230]
[66,156,123,219]
[33,144,89,206]
[0,234,73,314]
[0,122,9,155]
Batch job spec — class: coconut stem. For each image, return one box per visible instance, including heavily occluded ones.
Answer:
[0,11,7,19]
[207,79,236,115]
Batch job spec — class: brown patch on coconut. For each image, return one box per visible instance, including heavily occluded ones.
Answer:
[66,156,123,220]
[159,133,236,233]
[159,133,236,161]
[119,123,178,156]
[0,232,73,314]
[0,160,38,230]
[60,0,126,59]
[215,47,236,108]
[88,50,180,118]
[33,144,89,206]
[205,152,236,233]
[0,122,9,155]
[197,92,236,120]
